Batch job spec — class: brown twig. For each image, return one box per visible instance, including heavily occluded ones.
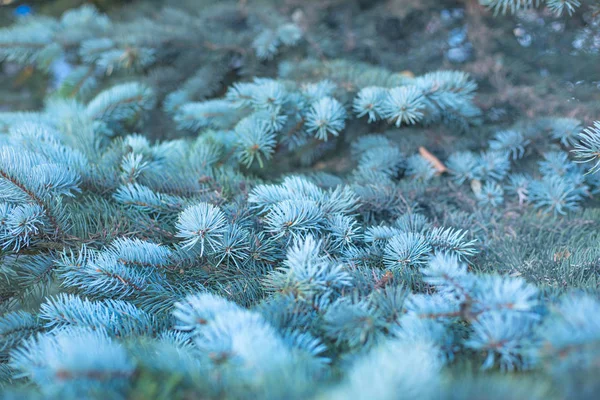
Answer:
[419,146,447,174]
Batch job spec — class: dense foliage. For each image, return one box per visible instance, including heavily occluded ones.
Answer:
[0,1,599,399]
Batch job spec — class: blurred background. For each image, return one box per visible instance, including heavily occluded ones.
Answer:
[1,0,599,130]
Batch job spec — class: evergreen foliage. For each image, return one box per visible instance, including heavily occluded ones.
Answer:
[0,2,599,399]
[479,0,584,15]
